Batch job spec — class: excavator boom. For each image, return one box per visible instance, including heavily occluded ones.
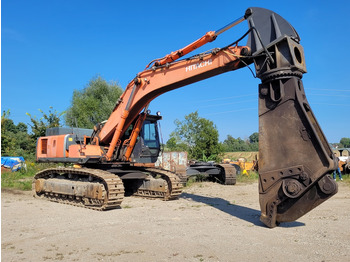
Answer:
[97,45,250,159]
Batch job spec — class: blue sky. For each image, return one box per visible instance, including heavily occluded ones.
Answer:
[2,0,350,143]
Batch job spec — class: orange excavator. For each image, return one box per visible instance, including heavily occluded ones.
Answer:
[33,7,338,228]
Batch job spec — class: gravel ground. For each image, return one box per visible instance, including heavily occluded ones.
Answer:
[2,181,350,262]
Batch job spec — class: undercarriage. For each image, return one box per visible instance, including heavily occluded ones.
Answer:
[33,166,183,210]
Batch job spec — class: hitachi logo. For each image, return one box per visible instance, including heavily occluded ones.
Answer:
[186,59,212,72]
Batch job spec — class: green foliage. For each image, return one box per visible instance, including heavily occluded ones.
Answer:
[167,111,223,162]
[222,133,259,152]
[340,137,350,148]
[65,76,123,128]
[2,107,64,161]
[342,174,350,187]
[199,152,218,162]
[236,171,259,183]
[1,110,35,159]
[1,168,33,190]
[165,137,188,152]
[249,132,259,143]
[26,106,65,140]
[185,174,207,187]
[1,162,60,191]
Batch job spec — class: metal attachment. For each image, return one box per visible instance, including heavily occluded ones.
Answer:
[282,179,304,198]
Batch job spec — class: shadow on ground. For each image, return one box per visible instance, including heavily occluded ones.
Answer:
[181,192,305,228]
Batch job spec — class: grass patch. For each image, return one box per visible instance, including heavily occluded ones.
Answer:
[1,162,62,191]
[1,174,32,190]
[341,174,350,186]
[122,205,132,209]
[185,174,207,187]
[185,177,196,187]
[236,171,259,183]
[2,168,34,190]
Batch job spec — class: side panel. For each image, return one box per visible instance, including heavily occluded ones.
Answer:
[155,152,188,172]
[68,144,104,158]
[36,135,67,160]
[36,135,103,163]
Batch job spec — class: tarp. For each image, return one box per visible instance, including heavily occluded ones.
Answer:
[1,157,26,172]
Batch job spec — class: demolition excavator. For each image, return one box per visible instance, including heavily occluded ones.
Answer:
[33,7,338,227]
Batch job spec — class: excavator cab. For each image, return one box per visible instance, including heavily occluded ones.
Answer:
[128,114,162,163]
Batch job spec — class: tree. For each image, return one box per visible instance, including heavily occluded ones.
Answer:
[165,137,188,152]
[340,137,350,148]
[26,107,65,140]
[65,76,123,129]
[248,132,259,151]
[222,132,259,152]
[222,135,249,152]
[167,111,223,161]
[1,110,35,158]
[249,132,259,143]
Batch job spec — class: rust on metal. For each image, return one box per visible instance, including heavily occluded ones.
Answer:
[35,178,104,200]
[33,166,183,210]
[33,168,124,210]
[246,8,338,227]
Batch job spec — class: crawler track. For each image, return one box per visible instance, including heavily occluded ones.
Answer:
[33,168,124,210]
[133,167,183,200]
[33,167,182,210]
[219,164,237,185]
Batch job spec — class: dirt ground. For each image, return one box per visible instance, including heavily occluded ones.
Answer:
[2,181,350,262]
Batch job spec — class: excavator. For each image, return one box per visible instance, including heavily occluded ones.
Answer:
[33,7,338,228]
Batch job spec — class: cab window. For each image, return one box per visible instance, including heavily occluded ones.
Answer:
[142,121,159,148]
